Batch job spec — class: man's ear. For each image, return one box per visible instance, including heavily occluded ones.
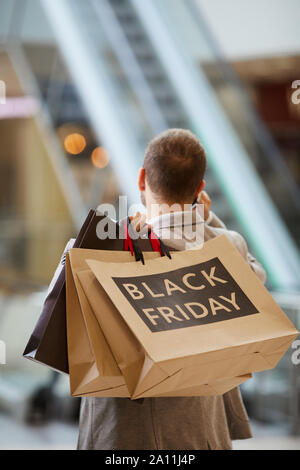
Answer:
[138,168,146,191]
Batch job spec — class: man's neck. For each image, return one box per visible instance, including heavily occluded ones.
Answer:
[146,197,194,221]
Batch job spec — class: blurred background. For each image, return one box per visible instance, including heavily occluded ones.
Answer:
[0,0,299,450]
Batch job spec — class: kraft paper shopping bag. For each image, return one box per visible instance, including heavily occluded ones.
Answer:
[68,247,251,397]
[81,235,298,398]
[66,251,127,397]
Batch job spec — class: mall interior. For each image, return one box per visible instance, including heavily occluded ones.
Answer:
[0,0,299,450]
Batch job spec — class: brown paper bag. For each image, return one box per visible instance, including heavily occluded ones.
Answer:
[66,250,126,397]
[79,234,298,399]
[67,247,251,397]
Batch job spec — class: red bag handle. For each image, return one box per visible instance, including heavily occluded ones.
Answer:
[123,219,134,256]
[123,218,171,262]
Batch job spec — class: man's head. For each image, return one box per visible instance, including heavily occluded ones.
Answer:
[138,129,206,216]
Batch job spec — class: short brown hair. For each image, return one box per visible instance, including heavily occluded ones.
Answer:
[144,128,206,203]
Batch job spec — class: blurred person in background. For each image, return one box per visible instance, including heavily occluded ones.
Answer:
[78,129,266,450]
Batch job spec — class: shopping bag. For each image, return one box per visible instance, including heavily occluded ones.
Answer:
[77,234,298,399]
[23,211,154,373]
[67,247,251,397]
[23,209,95,373]
[66,248,156,397]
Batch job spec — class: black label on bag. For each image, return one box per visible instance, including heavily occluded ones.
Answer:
[112,257,259,332]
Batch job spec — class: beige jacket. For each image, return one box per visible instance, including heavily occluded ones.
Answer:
[149,209,266,283]
[78,210,266,450]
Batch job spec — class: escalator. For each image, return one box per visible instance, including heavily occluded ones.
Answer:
[87,0,236,226]
[4,0,300,290]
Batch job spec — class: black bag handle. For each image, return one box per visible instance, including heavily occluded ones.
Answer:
[124,217,171,264]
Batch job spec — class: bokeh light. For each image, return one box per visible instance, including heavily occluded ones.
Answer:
[64,133,86,155]
[91,146,110,169]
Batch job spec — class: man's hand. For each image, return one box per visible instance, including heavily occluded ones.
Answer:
[129,212,150,233]
[197,190,211,221]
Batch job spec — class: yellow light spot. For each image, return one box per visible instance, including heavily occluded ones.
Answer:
[64,133,86,155]
[91,147,110,169]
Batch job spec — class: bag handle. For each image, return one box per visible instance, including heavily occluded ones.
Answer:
[124,218,145,264]
[124,217,171,263]
[149,230,171,259]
